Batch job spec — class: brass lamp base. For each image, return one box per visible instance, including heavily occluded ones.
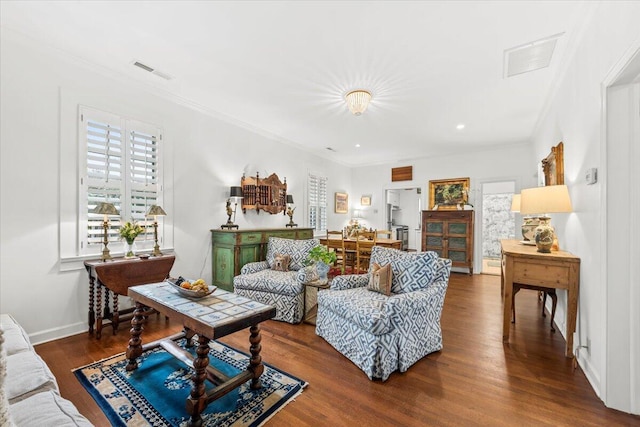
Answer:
[221,223,239,230]
[101,248,112,262]
[285,222,297,228]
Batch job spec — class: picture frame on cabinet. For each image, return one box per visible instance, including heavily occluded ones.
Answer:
[335,192,348,214]
[428,177,470,210]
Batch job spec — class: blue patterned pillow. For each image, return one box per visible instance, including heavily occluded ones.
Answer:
[370,247,439,294]
[266,237,319,271]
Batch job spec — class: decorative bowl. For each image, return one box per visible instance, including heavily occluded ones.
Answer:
[166,278,216,298]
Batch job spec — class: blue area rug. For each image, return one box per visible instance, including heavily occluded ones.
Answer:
[73,339,307,426]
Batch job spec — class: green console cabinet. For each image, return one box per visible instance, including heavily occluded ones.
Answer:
[211,227,314,291]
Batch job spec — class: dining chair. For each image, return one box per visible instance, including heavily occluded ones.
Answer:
[375,229,392,240]
[326,230,346,273]
[355,230,377,273]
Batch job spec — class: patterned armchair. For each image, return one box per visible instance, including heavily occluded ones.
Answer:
[233,237,320,324]
[316,246,452,381]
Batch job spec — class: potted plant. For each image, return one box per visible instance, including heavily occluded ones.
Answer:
[305,245,337,279]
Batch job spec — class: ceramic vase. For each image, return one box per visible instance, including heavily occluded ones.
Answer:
[316,261,330,280]
[521,217,540,241]
[534,217,554,253]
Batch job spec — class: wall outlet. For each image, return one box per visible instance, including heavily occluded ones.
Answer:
[586,168,598,185]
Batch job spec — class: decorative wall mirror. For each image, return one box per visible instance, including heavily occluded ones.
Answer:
[542,142,564,186]
[241,172,287,215]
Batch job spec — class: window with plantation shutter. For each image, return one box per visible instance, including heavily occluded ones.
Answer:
[308,173,327,232]
[79,106,163,255]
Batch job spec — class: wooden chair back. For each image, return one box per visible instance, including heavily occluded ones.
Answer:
[326,230,346,272]
[355,230,377,273]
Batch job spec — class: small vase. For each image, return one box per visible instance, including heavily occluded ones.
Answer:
[316,261,330,280]
[124,239,137,258]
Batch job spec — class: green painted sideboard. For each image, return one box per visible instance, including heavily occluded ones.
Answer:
[210,227,315,291]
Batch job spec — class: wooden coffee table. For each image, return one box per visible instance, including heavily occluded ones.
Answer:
[125,282,276,427]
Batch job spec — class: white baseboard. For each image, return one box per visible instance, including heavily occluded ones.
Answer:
[29,321,87,346]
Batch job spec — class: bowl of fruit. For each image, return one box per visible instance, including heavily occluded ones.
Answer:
[166,276,216,298]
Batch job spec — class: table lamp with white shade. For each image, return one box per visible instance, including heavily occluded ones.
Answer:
[520,185,573,253]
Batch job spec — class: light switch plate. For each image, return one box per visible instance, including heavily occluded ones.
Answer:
[586,168,597,185]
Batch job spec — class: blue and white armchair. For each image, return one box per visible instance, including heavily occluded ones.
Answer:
[233,237,320,324]
[315,246,452,381]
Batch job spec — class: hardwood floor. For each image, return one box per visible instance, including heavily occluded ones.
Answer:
[35,274,639,426]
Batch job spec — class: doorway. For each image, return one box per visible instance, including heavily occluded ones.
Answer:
[480,181,516,275]
[384,188,422,251]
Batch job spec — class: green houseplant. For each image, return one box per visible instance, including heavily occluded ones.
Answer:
[305,245,337,279]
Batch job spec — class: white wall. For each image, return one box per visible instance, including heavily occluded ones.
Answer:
[0,29,350,343]
[530,1,640,413]
[351,143,534,270]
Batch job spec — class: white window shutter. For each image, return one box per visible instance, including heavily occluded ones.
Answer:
[308,173,328,232]
[79,106,163,255]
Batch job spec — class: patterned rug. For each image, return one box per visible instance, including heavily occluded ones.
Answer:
[73,339,306,426]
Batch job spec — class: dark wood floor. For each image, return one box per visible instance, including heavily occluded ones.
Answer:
[36,274,639,426]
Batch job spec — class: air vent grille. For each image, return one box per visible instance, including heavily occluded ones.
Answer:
[132,60,173,80]
[504,33,563,78]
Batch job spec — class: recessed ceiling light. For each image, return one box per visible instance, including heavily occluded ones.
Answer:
[355,144,361,148]
[456,124,465,130]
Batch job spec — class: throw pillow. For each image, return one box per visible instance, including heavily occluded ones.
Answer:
[272,254,291,272]
[367,262,392,296]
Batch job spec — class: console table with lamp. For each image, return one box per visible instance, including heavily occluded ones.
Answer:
[502,184,579,357]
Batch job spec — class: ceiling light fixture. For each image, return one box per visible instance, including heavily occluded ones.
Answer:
[456,123,465,130]
[355,144,361,148]
[345,90,372,116]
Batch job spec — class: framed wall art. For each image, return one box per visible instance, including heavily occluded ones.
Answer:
[360,195,371,206]
[428,177,470,210]
[541,141,564,186]
[335,192,348,213]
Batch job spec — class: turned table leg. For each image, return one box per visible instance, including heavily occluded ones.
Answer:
[248,324,264,390]
[186,334,210,427]
[125,302,146,371]
[96,284,103,339]
[88,273,95,335]
[112,294,119,334]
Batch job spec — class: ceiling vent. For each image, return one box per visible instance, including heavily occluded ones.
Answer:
[504,33,564,78]
[132,60,173,81]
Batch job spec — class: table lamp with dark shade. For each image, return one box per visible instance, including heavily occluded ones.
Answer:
[222,186,243,229]
[146,205,167,256]
[92,202,119,261]
[285,194,297,228]
[520,185,573,253]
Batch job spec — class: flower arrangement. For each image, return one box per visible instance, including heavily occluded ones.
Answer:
[119,220,145,244]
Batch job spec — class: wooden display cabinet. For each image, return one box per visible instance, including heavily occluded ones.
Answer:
[421,210,474,274]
